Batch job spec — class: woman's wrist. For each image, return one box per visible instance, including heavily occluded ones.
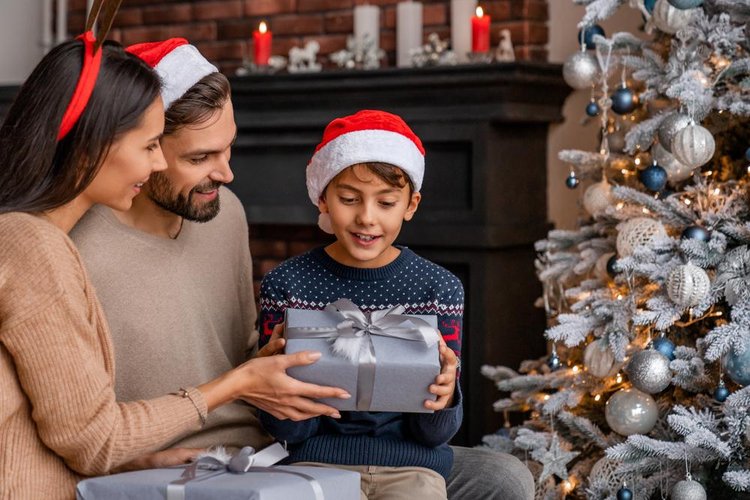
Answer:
[197,366,252,412]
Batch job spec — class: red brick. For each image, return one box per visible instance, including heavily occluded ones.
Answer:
[218,19,255,39]
[355,0,399,6]
[515,45,547,61]
[142,4,192,25]
[289,241,322,255]
[67,12,86,33]
[244,0,297,16]
[112,8,144,28]
[380,30,395,51]
[194,0,243,21]
[384,6,396,29]
[69,0,86,10]
[255,258,283,277]
[496,20,546,45]
[120,26,167,46]
[483,1,511,22]
[271,36,304,56]
[271,14,324,35]
[164,22,218,42]
[109,29,122,43]
[324,12,353,33]
[424,4,447,25]
[511,0,547,20]
[303,33,348,54]
[299,0,352,13]
[194,40,246,61]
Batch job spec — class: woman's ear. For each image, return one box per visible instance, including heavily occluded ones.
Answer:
[403,191,421,221]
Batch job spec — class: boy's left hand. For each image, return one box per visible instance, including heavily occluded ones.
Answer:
[424,341,458,411]
[257,323,286,358]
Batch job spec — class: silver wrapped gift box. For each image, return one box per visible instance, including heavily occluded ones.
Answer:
[284,299,442,413]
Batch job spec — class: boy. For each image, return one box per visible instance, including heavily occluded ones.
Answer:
[259,110,463,499]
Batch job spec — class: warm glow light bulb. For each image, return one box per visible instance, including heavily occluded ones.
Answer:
[259,21,267,33]
[475,6,484,17]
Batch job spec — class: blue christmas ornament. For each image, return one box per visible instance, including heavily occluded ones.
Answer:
[714,379,730,402]
[611,86,637,115]
[667,0,703,8]
[578,25,605,50]
[681,225,711,242]
[617,487,633,500]
[644,0,657,12]
[586,100,601,117]
[725,346,750,386]
[652,337,676,361]
[657,188,674,200]
[565,172,579,189]
[639,163,668,191]
[547,353,562,371]
[606,255,619,277]
[745,147,750,161]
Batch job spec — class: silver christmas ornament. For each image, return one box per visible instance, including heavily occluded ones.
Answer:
[652,142,693,183]
[605,387,659,436]
[584,339,616,378]
[563,51,599,90]
[616,217,668,257]
[627,349,672,393]
[653,0,695,34]
[658,113,691,152]
[583,180,613,217]
[672,123,716,169]
[666,262,710,308]
[670,477,707,500]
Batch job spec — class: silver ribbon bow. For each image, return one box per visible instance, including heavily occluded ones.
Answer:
[286,299,440,411]
[167,443,324,500]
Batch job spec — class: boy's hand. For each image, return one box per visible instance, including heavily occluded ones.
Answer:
[257,323,285,358]
[424,341,458,411]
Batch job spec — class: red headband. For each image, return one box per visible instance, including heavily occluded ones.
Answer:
[57,31,102,141]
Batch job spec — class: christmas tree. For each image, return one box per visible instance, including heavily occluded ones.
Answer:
[481,0,750,498]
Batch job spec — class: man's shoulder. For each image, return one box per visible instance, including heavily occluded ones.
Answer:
[217,186,245,222]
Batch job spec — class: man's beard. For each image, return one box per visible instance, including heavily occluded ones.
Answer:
[146,172,222,223]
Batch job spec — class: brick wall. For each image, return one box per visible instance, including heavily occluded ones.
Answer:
[67,0,548,73]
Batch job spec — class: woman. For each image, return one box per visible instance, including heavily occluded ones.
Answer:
[0,38,347,500]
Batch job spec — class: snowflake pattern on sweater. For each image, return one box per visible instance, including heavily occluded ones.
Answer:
[258,245,464,478]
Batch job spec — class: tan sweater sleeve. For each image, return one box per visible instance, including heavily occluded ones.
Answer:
[0,218,207,476]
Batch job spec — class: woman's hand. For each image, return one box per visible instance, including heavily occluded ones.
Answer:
[424,341,458,411]
[199,349,350,421]
[112,447,205,473]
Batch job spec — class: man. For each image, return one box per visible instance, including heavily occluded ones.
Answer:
[71,39,534,498]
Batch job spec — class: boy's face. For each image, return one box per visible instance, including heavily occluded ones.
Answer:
[319,165,421,269]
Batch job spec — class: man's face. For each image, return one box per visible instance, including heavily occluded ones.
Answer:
[146,99,237,222]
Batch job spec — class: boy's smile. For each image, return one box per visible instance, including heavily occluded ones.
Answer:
[320,165,421,269]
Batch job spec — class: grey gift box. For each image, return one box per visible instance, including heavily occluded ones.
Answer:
[284,307,440,413]
[76,464,360,500]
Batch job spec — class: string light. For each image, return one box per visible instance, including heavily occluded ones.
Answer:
[561,478,575,493]
[572,365,580,374]
[616,373,623,384]
[594,394,602,401]
[616,202,624,210]
[713,188,721,195]
[684,199,692,206]
[642,207,650,214]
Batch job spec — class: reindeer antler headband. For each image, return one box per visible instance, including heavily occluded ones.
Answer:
[57,0,123,141]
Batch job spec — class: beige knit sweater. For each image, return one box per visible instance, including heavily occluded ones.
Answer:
[0,212,206,500]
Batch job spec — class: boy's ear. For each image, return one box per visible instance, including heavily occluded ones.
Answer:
[318,193,329,214]
[403,191,421,222]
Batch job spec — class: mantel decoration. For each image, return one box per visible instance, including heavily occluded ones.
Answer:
[329,34,385,70]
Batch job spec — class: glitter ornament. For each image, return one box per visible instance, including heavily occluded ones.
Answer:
[639,162,668,191]
[605,387,659,436]
[627,349,672,394]
[583,180,613,217]
[616,217,668,257]
[584,339,616,378]
[672,123,716,169]
[725,344,750,386]
[652,142,693,183]
[563,51,599,90]
[652,336,676,360]
[658,113,691,152]
[681,225,710,242]
[670,476,707,500]
[653,0,695,34]
[666,262,710,308]
[611,85,637,115]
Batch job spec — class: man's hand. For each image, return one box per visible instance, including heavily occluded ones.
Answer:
[424,341,458,411]
[113,448,205,473]
[256,323,285,358]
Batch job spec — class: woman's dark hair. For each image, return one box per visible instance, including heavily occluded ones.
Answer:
[0,40,161,214]
[164,72,230,136]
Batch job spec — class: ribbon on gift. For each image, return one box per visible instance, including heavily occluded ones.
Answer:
[286,299,441,411]
[166,442,325,500]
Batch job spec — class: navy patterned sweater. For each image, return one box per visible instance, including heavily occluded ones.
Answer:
[258,246,464,479]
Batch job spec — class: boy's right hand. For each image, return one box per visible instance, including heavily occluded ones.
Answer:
[256,323,285,357]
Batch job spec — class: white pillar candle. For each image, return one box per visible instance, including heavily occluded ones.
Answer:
[396,1,422,67]
[450,0,476,63]
[42,0,53,53]
[354,4,380,51]
[56,0,67,44]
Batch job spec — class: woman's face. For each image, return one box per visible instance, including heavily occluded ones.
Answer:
[82,97,168,211]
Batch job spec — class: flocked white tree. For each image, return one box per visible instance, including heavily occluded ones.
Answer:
[481,1,750,498]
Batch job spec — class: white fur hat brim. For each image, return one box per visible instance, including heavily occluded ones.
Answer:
[154,44,218,110]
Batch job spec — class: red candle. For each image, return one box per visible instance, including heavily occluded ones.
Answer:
[253,21,272,66]
[471,6,490,53]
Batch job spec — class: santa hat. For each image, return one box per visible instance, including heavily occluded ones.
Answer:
[307,109,425,207]
[126,38,218,110]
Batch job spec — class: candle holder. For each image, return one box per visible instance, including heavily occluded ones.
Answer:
[235,56,287,76]
[466,51,493,64]
[410,33,457,67]
[330,35,385,70]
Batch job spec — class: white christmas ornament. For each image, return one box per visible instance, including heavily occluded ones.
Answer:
[627,349,672,393]
[616,217,668,257]
[583,180,613,217]
[672,123,716,169]
[670,477,707,500]
[658,113,691,152]
[563,51,599,90]
[605,387,659,436]
[589,457,628,495]
[652,142,693,183]
[666,262,710,308]
[653,0,695,34]
[584,339,616,378]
